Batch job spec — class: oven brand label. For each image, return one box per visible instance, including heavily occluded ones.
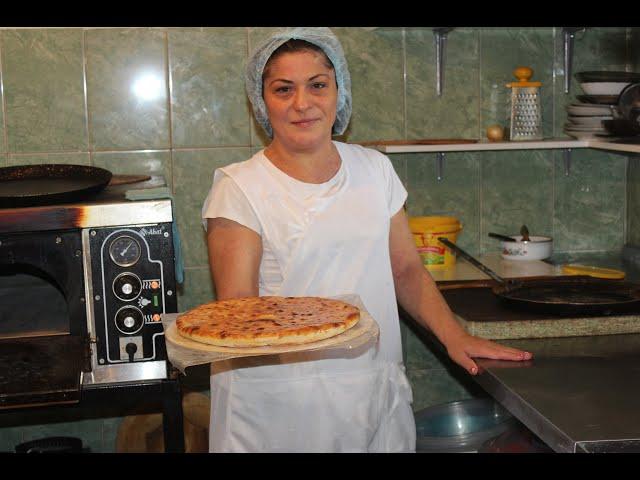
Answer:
[139,227,163,237]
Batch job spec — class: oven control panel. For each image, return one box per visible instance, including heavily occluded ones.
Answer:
[86,223,177,368]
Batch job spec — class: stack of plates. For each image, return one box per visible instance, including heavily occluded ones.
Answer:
[564,71,640,139]
[564,102,615,139]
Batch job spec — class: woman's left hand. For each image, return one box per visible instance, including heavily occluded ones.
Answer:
[445,332,533,376]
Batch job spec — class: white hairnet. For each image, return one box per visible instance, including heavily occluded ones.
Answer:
[246,27,352,138]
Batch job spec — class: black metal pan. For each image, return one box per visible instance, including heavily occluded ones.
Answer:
[438,237,640,316]
[0,164,112,208]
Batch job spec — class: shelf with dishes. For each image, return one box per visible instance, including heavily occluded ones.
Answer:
[366,70,640,157]
[364,136,640,180]
[368,138,640,155]
[367,138,588,154]
[564,70,640,142]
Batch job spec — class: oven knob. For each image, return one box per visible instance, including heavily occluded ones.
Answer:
[114,306,144,335]
[112,273,142,301]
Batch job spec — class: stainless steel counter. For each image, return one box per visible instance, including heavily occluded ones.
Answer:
[474,333,640,453]
[417,247,640,453]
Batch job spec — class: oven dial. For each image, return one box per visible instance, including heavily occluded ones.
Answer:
[109,235,142,267]
[113,272,142,301]
[114,306,144,335]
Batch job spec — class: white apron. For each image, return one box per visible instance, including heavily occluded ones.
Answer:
[205,142,416,452]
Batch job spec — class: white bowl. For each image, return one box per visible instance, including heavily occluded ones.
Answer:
[500,235,553,261]
[580,82,630,96]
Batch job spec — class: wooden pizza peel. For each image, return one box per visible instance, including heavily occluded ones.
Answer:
[161,295,379,373]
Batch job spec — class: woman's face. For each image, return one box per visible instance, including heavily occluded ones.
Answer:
[262,50,338,151]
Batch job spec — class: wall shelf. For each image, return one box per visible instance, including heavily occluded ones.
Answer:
[371,138,640,155]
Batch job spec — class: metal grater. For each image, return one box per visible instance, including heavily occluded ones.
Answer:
[507,67,542,141]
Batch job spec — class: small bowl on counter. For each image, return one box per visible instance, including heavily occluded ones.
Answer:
[500,235,553,261]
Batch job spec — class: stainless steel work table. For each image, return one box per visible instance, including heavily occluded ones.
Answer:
[473,333,640,453]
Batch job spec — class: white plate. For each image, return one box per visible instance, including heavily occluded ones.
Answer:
[580,82,630,96]
[564,129,612,139]
[567,104,615,116]
[564,123,607,131]
[567,115,613,126]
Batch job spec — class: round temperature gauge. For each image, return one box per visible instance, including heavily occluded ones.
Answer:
[109,235,142,267]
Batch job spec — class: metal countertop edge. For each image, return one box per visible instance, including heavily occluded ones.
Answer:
[473,366,577,453]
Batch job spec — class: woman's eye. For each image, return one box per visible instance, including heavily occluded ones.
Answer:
[275,86,291,94]
[312,82,327,89]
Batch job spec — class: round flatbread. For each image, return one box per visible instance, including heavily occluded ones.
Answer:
[176,296,360,347]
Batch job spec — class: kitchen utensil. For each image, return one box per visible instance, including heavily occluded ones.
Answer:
[0,164,112,208]
[488,232,518,242]
[437,237,640,315]
[580,82,630,96]
[561,264,626,280]
[575,71,640,83]
[506,67,543,141]
[500,235,553,261]
[489,231,553,260]
[617,83,640,125]
[108,174,152,186]
[603,119,640,137]
[415,398,517,453]
[520,225,530,241]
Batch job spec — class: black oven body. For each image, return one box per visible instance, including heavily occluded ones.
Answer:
[0,220,177,409]
[0,190,185,451]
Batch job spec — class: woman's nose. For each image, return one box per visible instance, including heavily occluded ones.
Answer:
[293,89,311,111]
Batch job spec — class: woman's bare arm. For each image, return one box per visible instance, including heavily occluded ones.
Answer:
[389,208,532,375]
[206,217,262,300]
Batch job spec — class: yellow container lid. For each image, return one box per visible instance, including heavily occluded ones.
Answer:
[409,216,461,233]
[561,264,626,280]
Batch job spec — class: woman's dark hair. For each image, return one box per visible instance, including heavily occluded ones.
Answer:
[263,39,335,80]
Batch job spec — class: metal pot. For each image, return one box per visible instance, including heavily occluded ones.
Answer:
[500,235,553,261]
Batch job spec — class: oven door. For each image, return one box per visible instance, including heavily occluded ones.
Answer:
[0,335,85,409]
[0,229,88,410]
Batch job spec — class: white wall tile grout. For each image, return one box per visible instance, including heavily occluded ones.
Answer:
[164,30,175,195]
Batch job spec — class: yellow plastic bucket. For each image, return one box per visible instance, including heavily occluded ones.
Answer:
[409,216,462,269]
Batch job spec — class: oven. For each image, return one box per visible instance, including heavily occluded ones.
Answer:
[0,189,178,411]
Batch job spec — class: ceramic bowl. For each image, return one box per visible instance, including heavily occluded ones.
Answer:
[500,235,553,261]
[575,71,640,83]
[580,82,630,96]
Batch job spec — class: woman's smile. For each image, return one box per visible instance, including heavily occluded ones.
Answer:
[291,118,320,127]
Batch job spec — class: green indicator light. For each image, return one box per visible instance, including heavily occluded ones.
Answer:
[153,295,159,307]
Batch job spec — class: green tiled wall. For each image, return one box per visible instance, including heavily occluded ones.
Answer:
[0,26,637,451]
[627,28,640,247]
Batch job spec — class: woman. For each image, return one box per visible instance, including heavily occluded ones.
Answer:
[201,27,532,452]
